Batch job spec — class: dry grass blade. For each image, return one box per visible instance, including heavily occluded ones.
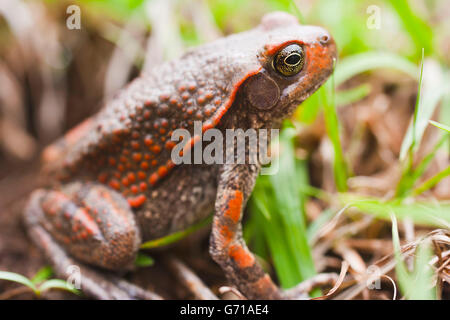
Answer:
[333,229,449,300]
[327,261,349,298]
[313,203,352,243]
[312,261,348,300]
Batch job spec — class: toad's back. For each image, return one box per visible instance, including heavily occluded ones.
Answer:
[44,19,333,210]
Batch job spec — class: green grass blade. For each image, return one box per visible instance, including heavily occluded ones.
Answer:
[140,215,212,249]
[268,129,316,283]
[396,132,448,198]
[31,266,53,284]
[399,48,424,163]
[249,190,302,286]
[135,252,155,267]
[297,52,417,124]
[391,213,411,298]
[396,57,450,198]
[439,91,450,129]
[410,241,436,300]
[335,84,371,107]
[391,214,436,300]
[322,77,349,192]
[413,165,450,196]
[0,271,38,294]
[287,0,305,24]
[396,50,425,198]
[248,129,318,292]
[339,194,450,228]
[410,49,424,159]
[399,62,449,161]
[429,120,450,132]
[388,0,433,59]
[334,52,418,86]
[38,279,81,296]
[306,208,335,244]
[295,85,322,124]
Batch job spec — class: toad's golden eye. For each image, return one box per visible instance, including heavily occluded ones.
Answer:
[273,44,305,77]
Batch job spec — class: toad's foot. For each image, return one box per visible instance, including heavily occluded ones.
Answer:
[26,221,161,299]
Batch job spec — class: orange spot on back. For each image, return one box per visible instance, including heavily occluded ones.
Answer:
[135,69,262,188]
[157,166,168,177]
[109,179,120,190]
[151,145,161,154]
[144,136,153,146]
[140,161,149,170]
[127,172,136,183]
[138,171,146,180]
[128,194,146,208]
[131,141,140,150]
[139,182,147,191]
[165,141,176,150]
[149,173,158,186]
[132,153,142,162]
[121,177,129,187]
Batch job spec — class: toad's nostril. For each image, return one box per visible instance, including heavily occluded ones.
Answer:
[319,35,329,44]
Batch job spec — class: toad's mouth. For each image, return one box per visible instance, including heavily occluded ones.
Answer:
[276,59,336,117]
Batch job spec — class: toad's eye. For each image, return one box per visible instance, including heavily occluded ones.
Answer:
[273,44,305,77]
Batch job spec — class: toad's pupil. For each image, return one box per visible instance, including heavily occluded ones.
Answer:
[285,54,301,66]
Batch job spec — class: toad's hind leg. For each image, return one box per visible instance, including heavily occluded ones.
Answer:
[24,182,161,299]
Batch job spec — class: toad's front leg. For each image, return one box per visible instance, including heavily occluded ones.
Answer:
[210,163,335,299]
[210,163,284,299]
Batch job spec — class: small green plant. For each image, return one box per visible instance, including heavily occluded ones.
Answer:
[0,266,80,298]
[396,50,450,199]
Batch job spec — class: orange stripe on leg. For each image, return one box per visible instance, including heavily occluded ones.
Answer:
[216,222,234,249]
[224,191,243,223]
[229,244,255,269]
